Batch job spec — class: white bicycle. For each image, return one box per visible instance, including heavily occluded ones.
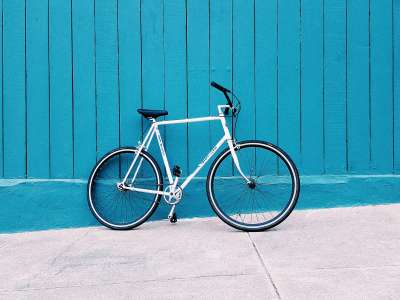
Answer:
[87,82,300,232]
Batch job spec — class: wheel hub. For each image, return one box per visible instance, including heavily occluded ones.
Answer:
[117,182,128,192]
[247,179,256,189]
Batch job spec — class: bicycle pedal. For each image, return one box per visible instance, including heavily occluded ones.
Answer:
[169,212,177,223]
[172,165,182,177]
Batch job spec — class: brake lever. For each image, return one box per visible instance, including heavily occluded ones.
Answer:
[224,107,237,116]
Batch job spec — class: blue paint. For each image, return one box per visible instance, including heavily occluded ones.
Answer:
[210,0,232,177]
[187,0,210,175]
[0,0,397,178]
[233,0,255,176]
[3,0,26,178]
[72,0,96,178]
[49,0,73,178]
[118,0,142,149]
[347,0,370,173]
[0,0,3,178]
[324,0,347,174]
[210,0,232,149]
[278,0,301,167]
[395,0,400,173]
[26,0,50,178]
[370,0,393,173]
[1,176,399,233]
[255,0,278,175]
[233,0,255,142]
[164,0,188,175]
[95,0,119,159]
[141,0,165,169]
[301,0,324,174]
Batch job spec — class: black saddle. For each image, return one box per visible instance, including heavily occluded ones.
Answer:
[137,109,168,119]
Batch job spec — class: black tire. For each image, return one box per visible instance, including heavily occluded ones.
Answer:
[87,147,163,230]
[206,140,300,232]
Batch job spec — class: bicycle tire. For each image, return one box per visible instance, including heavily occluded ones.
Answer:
[206,140,300,232]
[87,147,163,230]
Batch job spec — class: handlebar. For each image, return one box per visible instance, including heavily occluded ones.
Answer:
[210,81,233,110]
[210,81,230,93]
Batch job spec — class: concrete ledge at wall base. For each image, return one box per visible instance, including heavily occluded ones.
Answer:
[0,175,399,234]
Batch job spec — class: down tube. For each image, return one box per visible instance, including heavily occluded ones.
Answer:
[180,136,227,189]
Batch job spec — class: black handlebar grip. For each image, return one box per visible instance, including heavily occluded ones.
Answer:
[211,81,233,108]
[210,81,231,93]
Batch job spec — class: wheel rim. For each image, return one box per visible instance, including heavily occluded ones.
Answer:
[209,143,298,229]
[89,150,160,228]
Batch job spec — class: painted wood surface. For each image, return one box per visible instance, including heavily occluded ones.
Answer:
[0,0,398,179]
[3,0,26,178]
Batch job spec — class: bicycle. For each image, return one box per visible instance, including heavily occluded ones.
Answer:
[87,82,300,232]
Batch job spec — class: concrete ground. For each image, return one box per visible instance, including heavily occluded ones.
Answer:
[0,204,399,300]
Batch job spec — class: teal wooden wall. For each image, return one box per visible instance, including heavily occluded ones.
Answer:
[1,0,399,179]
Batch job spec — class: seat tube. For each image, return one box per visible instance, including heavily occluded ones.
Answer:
[122,123,155,184]
[154,125,174,184]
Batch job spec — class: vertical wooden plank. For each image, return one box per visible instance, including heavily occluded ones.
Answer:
[3,0,26,178]
[72,0,96,178]
[118,0,141,148]
[26,0,49,178]
[301,0,324,174]
[49,0,73,178]
[187,0,210,175]
[394,0,400,173]
[95,0,119,158]
[255,0,278,175]
[324,0,346,174]
[141,0,164,164]
[255,0,277,144]
[278,0,301,166]
[0,0,3,178]
[210,0,232,177]
[164,0,188,174]
[210,0,232,145]
[233,0,254,141]
[370,0,393,173]
[347,0,370,173]
[232,0,254,177]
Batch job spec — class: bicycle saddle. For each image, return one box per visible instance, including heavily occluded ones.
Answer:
[137,109,168,119]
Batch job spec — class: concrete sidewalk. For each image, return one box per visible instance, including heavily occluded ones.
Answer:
[1,204,399,299]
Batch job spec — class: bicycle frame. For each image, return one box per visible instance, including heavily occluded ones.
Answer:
[121,105,250,197]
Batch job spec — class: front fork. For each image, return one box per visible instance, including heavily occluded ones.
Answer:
[227,140,251,184]
[220,113,251,184]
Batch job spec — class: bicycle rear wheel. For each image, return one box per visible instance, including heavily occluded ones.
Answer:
[87,147,163,230]
[206,140,300,232]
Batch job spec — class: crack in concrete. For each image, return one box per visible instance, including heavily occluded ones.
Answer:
[314,264,400,271]
[247,233,281,300]
[0,272,255,293]
[15,229,92,290]
[53,260,146,276]
[0,242,7,250]
[49,229,91,267]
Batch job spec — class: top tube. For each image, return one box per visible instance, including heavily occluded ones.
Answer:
[155,105,230,126]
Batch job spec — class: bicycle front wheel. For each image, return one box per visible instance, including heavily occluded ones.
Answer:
[206,140,300,232]
[88,147,163,230]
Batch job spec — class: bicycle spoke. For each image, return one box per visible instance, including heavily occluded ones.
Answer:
[89,149,161,228]
[209,142,298,230]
